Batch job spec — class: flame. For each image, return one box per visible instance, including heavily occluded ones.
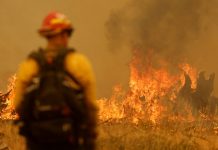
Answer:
[179,63,197,89]
[0,50,198,123]
[0,75,18,120]
[0,51,202,125]
[98,50,198,125]
[0,50,216,135]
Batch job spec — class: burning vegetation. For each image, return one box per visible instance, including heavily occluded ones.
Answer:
[97,50,218,150]
[0,75,17,120]
[0,50,217,149]
[98,50,218,125]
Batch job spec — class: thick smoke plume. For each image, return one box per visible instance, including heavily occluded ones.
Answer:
[105,0,218,94]
[106,0,216,63]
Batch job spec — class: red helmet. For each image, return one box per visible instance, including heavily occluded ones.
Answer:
[38,12,74,37]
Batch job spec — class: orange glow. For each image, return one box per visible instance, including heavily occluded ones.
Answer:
[0,75,18,120]
[98,50,198,125]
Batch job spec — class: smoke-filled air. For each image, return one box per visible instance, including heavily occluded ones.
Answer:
[106,0,218,86]
[0,0,218,150]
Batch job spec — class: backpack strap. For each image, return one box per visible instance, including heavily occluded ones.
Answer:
[54,48,75,71]
[28,48,75,71]
[28,47,80,86]
[28,48,47,70]
[55,48,82,86]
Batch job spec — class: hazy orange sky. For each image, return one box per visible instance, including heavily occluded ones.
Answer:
[0,0,130,97]
[1,0,218,97]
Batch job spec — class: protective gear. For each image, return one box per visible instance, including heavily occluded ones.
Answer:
[15,11,97,150]
[38,12,74,37]
[18,48,92,149]
[15,50,98,150]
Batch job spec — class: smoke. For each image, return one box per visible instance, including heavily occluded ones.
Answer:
[105,0,218,95]
[105,0,218,65]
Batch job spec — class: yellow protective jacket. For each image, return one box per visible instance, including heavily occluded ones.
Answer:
[14,50,98,129]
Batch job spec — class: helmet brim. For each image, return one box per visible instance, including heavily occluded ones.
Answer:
[38,27,74,38]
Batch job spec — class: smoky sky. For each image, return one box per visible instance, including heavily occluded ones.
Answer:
[1,0,218,97]
[106,0,213,63]
[0,0,129,98]
[105,0,218,95]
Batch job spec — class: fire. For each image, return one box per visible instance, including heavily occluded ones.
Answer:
[0,50,216,131]
[0,49,198,123]
[0,75,18,120]
[98,85,125,122]
[179,63,197,89]
[98,50,198,125]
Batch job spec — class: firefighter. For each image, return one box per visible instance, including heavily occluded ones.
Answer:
[14,12,98,150]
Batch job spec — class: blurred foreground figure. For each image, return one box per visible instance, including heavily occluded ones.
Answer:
[14,12,98,150]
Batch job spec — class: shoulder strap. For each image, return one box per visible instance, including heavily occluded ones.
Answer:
[28,48,80,86]
[28,48,47,70]
[55,48,82,86]
[28,48,76,71]
[28,48,81,86]
[54,48,75,70]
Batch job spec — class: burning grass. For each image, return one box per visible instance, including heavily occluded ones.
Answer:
[0,50,218,149]
[96,50,218,150]
[98,50,217,125]
[0,120,217,150]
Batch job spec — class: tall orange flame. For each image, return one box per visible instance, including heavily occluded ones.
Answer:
[0,75,17,120]
[98,50,198,125]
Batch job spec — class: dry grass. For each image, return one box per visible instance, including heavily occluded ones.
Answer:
[0,119,217,150]
[0,121,25,150]
[97,120,218,150]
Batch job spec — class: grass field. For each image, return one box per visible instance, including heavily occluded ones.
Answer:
[0,118,217,150]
